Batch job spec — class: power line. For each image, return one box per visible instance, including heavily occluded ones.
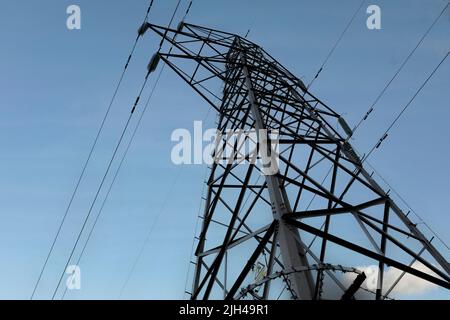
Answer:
[365,160,450,251]
[351,1,450,135]
[119,100,214,299]
[119,81,220,300]
[301,4,449,248]
[61,61,165,300]
[158,0,183,50]
[116,0,192,299]
[51,69,152,300]
[306,0,366,91]
[29,0,156,300]
[60,67,165,300]
[362,51,449,162]
[244,8,257,39]
[118,166,184,299]
[59,0,191,300]
[347,52,450,255]
[303,51,449,267]
[329,2,450,262]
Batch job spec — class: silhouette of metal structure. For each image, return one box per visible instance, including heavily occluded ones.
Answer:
[141,22,450,300]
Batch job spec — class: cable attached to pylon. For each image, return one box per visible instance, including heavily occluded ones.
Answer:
[184,0,193,20]
[29,0,156,300]
[365,160,450,251]
[355,52,449,254]
[51,67,152,300]
[305,0,366,91]
[61,62,165,300]
[362,51,448,163]
[159,0,183,50]
[117,1,198,299]
[58,0,192,300]
[351,1,450,136]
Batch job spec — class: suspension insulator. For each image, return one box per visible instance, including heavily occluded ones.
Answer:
[147,53,160,73]
[298,79,307,91]
[338,116,353,137]
[138,22,149,36]
[177,21,185,33]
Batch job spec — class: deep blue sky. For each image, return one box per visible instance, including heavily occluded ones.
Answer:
[0,0,449,299]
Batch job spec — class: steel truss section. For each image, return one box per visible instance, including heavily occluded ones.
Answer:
[141,22,450,300]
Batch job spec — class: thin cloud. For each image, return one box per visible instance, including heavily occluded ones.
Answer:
[342,262,439,297]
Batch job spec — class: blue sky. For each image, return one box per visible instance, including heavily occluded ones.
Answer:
[0,0,449,299]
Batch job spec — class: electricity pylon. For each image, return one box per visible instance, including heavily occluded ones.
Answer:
[141,22,450,300]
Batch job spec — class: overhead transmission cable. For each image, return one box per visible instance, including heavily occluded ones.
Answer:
[119,111,211,300]
[365,160,450,251]
[117,2,202,298]
[118,0,190,300]
[51,63,153,300]
[118,167,183,299]
[61,64,166,300]
[322,2,450,253]
[351,1,450,135]
[57,0,190,300]
[345,52,450,254]
[315,2,450,256]
[308,1,450,170]
[306,0,366,91]
[56,0,188,299]
[306,3,450,295]
[361,51,449,162]
[61,0,193,292]
[29,0,156,300]
[120,107,214,300]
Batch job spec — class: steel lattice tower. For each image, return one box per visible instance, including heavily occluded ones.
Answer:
[141,22,450,300]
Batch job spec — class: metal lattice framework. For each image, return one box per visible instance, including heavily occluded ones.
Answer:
[141,22,450,300]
